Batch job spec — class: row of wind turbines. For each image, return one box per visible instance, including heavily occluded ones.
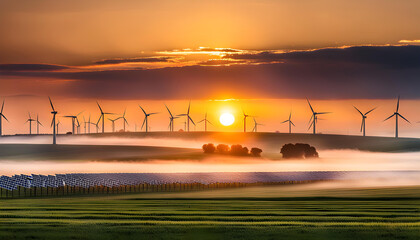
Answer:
[0,96,413,145]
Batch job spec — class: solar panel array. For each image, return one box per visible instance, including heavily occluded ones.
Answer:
[0,171,418,190]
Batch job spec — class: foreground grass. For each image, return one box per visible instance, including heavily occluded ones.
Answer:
[1,186,420,240]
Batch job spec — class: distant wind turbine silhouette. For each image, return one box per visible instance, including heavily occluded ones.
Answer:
[108,117,118,132]
[116,109,129,132]
[252,117,263,132]
[354,106,376,137]
[197,112,212,132]
[49,97,58,144]
[281,111,295,134]
[64,111,83,134]
[56,119,60,135]
[0,99,9,136]
[25,113,36,135]
[242,108,252,133]
[139,105,158,132]
[307,98,331,134]
[97,102,113,133]
[165,104,178,132]
[177,101,195,132]
[384,96,410,138]
[36,114,43,135]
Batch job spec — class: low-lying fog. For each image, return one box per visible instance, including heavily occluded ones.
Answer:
[1,135,420,188]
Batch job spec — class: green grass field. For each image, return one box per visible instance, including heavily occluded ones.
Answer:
[1,185,419,240]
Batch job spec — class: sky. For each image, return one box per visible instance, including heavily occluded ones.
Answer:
[1,0,420,135]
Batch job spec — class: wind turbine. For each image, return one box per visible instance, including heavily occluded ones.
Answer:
[56,120,60,135]
[139,105,159,132]
[197,112,213,132]
[307,98,331,134]
[97,101,114,133]
[165,104,178,132]
[384,96,410,138]
[177,101,195,132]
[85,115,95,134]
[49,97,58,144]
[76,118,81,134]
[0,99,9,136]
[83,116,88,134]
[252,117,264,132]
[92,122,99,133]
[63,112,82,134]
[108,117,118,132]
[25,113,36,135]
[36,114,43,134]
[242,108,253,133]
[116,109,129,132]
[354,106,376,137]
[281,111,295,134]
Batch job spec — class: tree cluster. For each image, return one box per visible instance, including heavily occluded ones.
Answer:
[202,143,262,157]
[280,143,319,159]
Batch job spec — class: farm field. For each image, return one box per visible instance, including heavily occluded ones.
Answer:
[1,185,419,240]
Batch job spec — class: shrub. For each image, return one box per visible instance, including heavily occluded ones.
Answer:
[216,144,230,154]
[250,148,263,157]
[280,143,318,159]
[230,144,249,156]
[202,143,216,153]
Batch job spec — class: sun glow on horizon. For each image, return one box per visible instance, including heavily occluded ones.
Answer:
[220,113,235,126]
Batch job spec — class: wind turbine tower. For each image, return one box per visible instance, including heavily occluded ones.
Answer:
[0,100,9,136]
[384,96,410,138]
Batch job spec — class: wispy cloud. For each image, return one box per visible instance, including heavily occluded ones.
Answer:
[0,64,70,72]
[399,40,420,43]
[94,56,177,65]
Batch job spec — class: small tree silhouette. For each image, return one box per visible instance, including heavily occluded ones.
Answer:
[202,143,216,153]
[281,143,318,159]
[216,144,230,154]
[250,148,263,157]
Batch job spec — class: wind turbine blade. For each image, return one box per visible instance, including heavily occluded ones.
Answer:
[38,121,43,127]
[197,119,205,123]
[308,115,314,125]
[96,115,102,125]
[365,107,377,115]
[308,121,314,131]
[177,114,187,116]
[138,105,147,115]
[353,106,363,116]
[383,114,395,122]
[306,98,314,113]
[360,119,364,132]
[396,96,400,112]
[289,111,291,121]
[290,121,295,127]
[77,111,84,116]
[2,114,9,122]
[187,100,191,115]
[189,116,195,125]
[141,118,146,130]
[123,108,126,117]
[317,112,331,115]
[398,113,410,123]
[50,119,54,128]
[48,97,55,112]
[148,112,159,115]
[281,120,289,124]
[165,104,173,117]
[0,100,4,114]
[96,101,103,114]
[207,120,214,126]
[124,118,129,125]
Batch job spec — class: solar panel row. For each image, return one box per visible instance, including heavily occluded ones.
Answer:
[1,171,416,190]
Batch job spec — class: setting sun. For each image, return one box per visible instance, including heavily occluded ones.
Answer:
[220,113,235,126]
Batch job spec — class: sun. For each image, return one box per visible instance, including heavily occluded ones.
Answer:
[220,113,235,126]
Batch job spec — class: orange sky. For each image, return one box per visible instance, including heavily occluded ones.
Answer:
[1,97,419,138]
[1,1,420,136]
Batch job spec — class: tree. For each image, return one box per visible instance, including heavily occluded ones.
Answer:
[230,144,249,156]
[216,144,230,154]
[250,148,262,157]
[281,143,318,159]
[202,143,216,153]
